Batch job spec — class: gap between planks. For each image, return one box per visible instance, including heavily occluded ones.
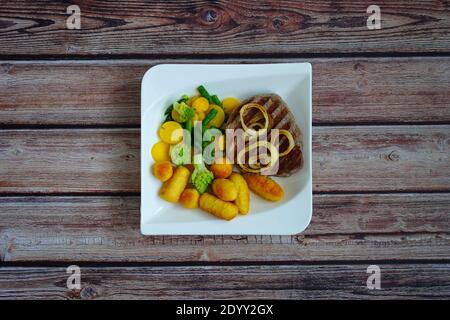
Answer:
[1,52,450,61]
[2,258,450,269]
[2,122,450,130]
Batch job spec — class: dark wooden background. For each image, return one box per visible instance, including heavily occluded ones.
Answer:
[0,0,449,300]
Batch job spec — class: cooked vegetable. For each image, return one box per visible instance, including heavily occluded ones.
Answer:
[171,108,183,123]
[211,94,222,107]
[172,101,195,123]
[160,166,190,203]
[212,179,238,202]
[192,97,209,113]
[151,141,171,162]
[237,102,294,174]
[179,188,200,209]
[194,111,206,121]
[206,105,225,128]
[199,193,239,221]
[191,154,214,194]
[222,97,240,115]
[163,105,173,123]
[276,129,295,157]
[178,94,189,103]
[163,95,189,123]
[184,117,193,135]
[243,174,284,202]
[229,173,250,215]
[159,121,183,144]
[201,127,222,162]
[237,140,279,175]
[210,158,233,179]
[216,135,225,151]
[188,95,200,106]
[152,161,173,182]
[240,103,271,135]
[197,85,212,103]
[202,108,218,131]
[249,122,264,130]
[170,142,191,165]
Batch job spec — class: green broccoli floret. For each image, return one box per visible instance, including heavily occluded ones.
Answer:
[191,154,214,194]
[170,142,191,166]
[178,94,189,103]
[173,101,195,123]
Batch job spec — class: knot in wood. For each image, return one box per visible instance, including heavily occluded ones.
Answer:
[386,150,400,162]
[202,9,219,24]
[2,63,14,74]
[80,286,98,299]
[272,17,284,30]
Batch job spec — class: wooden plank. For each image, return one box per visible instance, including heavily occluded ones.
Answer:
[0,129,140,193]
[311,193,450,235]
[0,126,448,193]
[0,194,449,262]
[1,58,449,125]
[0,1,449,56]
[0,264,449,299]
[313,125,450,192]
[2,230,449,263]
[0,61,143,126]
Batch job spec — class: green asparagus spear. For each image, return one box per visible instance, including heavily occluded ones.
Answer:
[202,108,218,132]
[211,94,222,107]
[197,85,212,103]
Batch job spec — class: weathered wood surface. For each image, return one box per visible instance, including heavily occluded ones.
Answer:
[0,129,140,193]
[0,1,449,56]
[0,264,449,299]
[0,195,449,262]
[0,0,448,301]
[314,125,450,192]
[1,57,450,125]
[0,126,448,193]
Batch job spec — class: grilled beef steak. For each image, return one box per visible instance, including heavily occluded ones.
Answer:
[223,94,303,177]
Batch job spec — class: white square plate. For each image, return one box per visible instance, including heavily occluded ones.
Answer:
[141,63,312,235]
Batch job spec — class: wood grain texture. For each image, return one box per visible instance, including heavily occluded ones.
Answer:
[1,58,449,125]
[0,195,449,262]
[0,1,449,56]
[0,0,448,300]
[0,129,140,193]
[0,126,448,193]
[0,264,449,299]
[313,125,450,192]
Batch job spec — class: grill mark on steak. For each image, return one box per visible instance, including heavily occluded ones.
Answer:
[266,99,278,115]
[272,107,288,128]
[223,94,303,177]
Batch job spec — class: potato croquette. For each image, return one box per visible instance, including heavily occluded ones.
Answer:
[243,174,284,202]
[159,166,190,203]
[229,173,250,214]
[199,193,238,221]
[212,179,238,201]
[152,161,173,182]
[179,188,200,209]
[210,158,233,179]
